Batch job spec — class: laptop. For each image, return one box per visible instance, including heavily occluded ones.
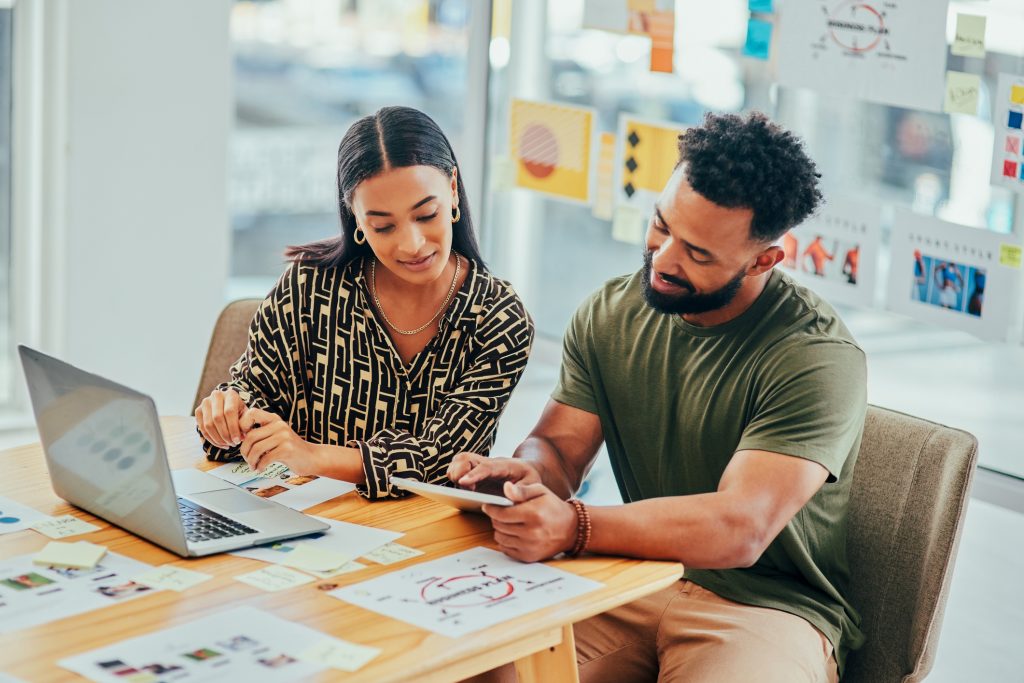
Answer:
[18,345,328,557]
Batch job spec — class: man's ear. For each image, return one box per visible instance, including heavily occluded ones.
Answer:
[749,244,784,275]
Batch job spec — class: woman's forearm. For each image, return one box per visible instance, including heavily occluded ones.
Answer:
[313,444,367,484]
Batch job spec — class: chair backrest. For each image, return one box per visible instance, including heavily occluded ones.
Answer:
[192,299,262,413]
[843,405,978,683]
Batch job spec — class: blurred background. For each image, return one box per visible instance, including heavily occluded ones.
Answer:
[1,1,1022,679]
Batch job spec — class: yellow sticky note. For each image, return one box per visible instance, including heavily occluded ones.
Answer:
[951,14,986,58]
[308,559,367,580]
[298,638,381,672]
[360,543,424,565]
[235,565,314,592]
[1011,85,1024,106]
[133,565,213,592]
[943,71,980,115]
[33,541,107,569]
[1000,244,1022,269]
[278,544,352,574]
[592,133,617,221]
[612,206,645,245]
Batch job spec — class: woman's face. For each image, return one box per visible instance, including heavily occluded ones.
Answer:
[350,165,458,286]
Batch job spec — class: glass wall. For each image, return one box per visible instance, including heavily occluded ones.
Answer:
[482,0,1024,478]
[228,0,474,300]
[0,6,13,411]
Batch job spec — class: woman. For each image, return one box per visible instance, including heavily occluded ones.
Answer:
[196,106,534,499]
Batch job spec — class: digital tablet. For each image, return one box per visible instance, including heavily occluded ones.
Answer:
[390,476,513,513]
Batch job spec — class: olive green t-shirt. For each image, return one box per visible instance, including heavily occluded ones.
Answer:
[552,268,866,675]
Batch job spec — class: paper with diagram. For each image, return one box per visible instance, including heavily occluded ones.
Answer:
[329,547,602,637]
[776,0,950,112]
[205,461,355,511]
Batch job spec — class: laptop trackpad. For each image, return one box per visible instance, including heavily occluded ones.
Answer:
[188,488,273,514]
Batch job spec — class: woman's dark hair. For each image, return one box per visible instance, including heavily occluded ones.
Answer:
[286,106,484,268]
[676,111,823,243]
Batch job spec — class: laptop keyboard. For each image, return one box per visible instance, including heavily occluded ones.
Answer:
[177,497,258,544]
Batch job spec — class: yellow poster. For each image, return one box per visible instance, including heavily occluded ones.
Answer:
[510,99,594,204]
[616,115,687,209]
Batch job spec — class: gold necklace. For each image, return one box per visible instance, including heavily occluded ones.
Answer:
[371,254,461,336]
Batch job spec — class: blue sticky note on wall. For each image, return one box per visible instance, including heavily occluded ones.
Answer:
[743,19,772,60]
[749,0,773,13]
[1010,111,1023,130]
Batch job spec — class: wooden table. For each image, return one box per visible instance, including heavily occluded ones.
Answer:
[0,417,682,682]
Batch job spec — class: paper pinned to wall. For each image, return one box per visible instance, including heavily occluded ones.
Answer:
[779,197,882,308]
[510,99,595,204]
[629,9,675,73]
[742,18,773,60]
[614,114,687,214]
[943,71,981,115]
[776,0,950,112]
[990,73,1024,193]
[887,210,1022,342]
[592,133,617,221]
[951,13,986,58]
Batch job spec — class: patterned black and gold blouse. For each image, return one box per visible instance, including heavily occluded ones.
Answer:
[202,256,534,500]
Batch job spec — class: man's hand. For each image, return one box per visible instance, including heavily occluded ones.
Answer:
[447,453,541,496]
[238,408,323,476]
[482,481,578,563]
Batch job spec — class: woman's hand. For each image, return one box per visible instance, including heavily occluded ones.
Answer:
[238,408,323,476]
[195,388,247,449]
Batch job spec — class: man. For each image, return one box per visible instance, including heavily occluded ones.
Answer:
[451,112,865,683]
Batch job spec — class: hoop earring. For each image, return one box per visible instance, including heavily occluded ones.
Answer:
[354,227,367,245]
[452,205,461,224]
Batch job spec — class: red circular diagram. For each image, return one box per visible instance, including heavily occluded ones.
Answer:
[420,573,515,608]
[520,123,558,178]
[827,1,886,53]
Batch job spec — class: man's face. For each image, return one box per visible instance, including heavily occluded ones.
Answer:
[641,166,769,316]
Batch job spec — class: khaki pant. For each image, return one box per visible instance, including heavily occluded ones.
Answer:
[462,580,839,683]
[575,580,839,683]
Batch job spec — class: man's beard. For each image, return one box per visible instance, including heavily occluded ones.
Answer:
[640,250,746,315]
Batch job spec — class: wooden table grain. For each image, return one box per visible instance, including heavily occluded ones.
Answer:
[0,417,683,682]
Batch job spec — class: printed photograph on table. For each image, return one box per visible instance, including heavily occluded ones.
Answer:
[776,0,950,112]
[509,98,595,204]
[779,197,881,307]
[990,73,1024,192]
[614,115,687,215]
[887,209,1021,342]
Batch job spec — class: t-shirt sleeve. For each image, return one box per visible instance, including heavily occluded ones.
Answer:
[551,295,599,415]
[736,339,867,481]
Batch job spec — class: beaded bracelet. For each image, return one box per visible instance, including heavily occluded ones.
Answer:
[566,498,592,557]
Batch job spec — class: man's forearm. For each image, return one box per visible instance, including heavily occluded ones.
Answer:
[512,435,580,499]
[585,494,765,569]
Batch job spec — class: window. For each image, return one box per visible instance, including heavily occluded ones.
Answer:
[483,0,1024,478]
[228,0,476,300]
[0,5,13,411]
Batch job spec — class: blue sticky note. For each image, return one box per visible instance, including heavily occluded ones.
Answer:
[1009,111,1023,130]
[743,19,772,60]
[749,0,773,13]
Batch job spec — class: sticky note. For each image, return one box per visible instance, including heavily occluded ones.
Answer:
[308,560,368,580]
[1000,244,1022,269]
[235,565,314,592]
[360,543,424,565]
[943,71,980,115]
[1006,136,1021,155]
[1008,111,1022,130]
[612,206,645,244]
[298,638,381,672]
[1011,86,1024,106]
[278,544,352,574]
[749,0,773,13]
[489,155,515,192]
[30,514,101,539]
[33,541,107,569]
[1003,160,1018,178]
[951,14,986,58]
[133,565,213,592]
[742,18,772,60]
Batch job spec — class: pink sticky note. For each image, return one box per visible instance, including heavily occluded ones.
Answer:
[1006,136,1021,155]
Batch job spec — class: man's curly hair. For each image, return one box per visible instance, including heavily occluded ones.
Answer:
[676,111,822,243]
